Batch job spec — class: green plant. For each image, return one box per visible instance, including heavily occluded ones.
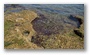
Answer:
[4,41,12,47]
[12,38,24,46]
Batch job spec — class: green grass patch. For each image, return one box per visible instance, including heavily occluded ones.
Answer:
[12,38,24,46]
[4,20,14,36]
[4,41,12,47]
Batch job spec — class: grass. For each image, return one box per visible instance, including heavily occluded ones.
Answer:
[4,10,41,49]
[12,38,24,46]
[4,20,14,36]
[4,35,24,47]
[31,30,84,49]
[4,7,84,49]
[4,41,13,47]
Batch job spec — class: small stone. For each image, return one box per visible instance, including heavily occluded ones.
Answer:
[23,30,30,36]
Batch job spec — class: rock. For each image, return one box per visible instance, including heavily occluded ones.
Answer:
[69,15,84,27]
[15,23,20,26]
[74,16,83,25]
[23,30,30,36]
[74,29,84,38]
[72,15,84,38]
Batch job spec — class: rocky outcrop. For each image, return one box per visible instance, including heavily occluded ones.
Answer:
[70,15,84,38]
[4,10,84,49]
[74,29,84,38]
[74,16,83,25]
[31,14,84,49]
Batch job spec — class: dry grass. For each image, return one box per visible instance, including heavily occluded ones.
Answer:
[4,10,42,49]
[4,9,84,49]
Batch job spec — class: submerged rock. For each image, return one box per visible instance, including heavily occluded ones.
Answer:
[32,13,80,35]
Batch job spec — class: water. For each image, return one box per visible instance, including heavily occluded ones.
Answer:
[4,4,84,28]
[5,4,84,16]
[20,4,84,16]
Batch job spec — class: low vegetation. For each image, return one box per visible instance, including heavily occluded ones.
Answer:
[4,5,84,49]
